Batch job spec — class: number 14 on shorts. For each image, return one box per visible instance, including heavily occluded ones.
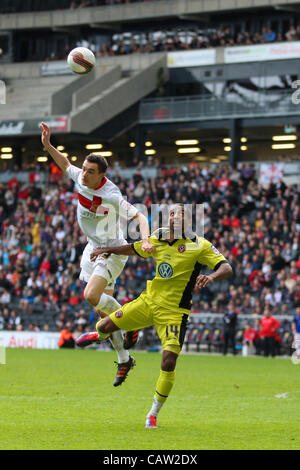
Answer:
[166,325,179,339]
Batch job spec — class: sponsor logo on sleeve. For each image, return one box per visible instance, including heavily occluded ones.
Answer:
[211,245,221,255]
[115,310,123,319]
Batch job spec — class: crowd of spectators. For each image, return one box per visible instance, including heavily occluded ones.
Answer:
[48,22,300,63]
[97,25,300,57]
[45,22,300,62]
[6,0,300,63]
[0,161,299,342]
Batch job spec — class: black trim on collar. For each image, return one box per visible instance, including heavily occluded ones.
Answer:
[157,228,198,246]
[158,238,178,246]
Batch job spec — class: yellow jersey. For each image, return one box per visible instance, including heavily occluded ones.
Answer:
[132,228,228,313]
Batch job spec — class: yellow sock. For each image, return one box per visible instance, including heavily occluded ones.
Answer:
[154,370,175,404]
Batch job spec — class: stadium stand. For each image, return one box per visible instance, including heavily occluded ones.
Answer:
[1,1,300,63]
[0,0,299,357]
[3,22,300,63]
[0,162,299,354]
[100,25,300,57]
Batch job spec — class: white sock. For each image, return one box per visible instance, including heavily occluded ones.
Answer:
[147,395,164,418]
[96,293,121,315]
[95,295,129,363]
[109,330,130,364]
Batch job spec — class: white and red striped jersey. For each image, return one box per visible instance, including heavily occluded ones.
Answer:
[66,165,138,248]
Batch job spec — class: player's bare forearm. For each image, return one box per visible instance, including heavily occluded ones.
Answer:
[132,212,155,254]
[210,262,233,282]
[196,262,232,289]
[134,212,150,240]
[90,245,135,261]
[46,143,70,172]
[40,121,70,172]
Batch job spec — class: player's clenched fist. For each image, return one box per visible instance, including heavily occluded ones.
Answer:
[90,248,107,262]
[195,274,213,290]
[141,240,156,254]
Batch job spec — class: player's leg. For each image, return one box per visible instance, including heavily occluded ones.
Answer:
[77,309,136,385]
[100,287,133,364]
[145,313,188,429]
[84,274,120,314]
[145,349,178,429]
[96,294,152,386]
[81,275,132,364]
[80,249,138,363]
[89,251,140,350]
[80,244,122,315]
[76,275,119,343]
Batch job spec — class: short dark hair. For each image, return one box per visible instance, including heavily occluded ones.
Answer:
[85,154,108,174]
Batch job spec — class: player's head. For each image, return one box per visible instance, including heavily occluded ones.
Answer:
[82,154,108,189]
[168,203,193,238]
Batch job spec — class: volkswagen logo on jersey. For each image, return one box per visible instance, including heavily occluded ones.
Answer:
[178,244,186,253]
[158,263,173,278]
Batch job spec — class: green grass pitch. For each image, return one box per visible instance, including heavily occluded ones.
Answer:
[0,348,300,450]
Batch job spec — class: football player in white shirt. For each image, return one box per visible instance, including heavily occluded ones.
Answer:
[40,122,154,386]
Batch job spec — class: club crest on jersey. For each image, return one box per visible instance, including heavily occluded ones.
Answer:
[211,245,221,255]
[178,244,186,253]
[158,263,173,279]
[115,310,123,319]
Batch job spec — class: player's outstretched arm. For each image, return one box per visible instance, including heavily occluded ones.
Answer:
[132,212,155,254]
[195,262,233,289]
[40,122,70,172]
[90,245,135,262]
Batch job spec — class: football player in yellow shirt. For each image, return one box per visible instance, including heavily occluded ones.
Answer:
[76,204,232,428]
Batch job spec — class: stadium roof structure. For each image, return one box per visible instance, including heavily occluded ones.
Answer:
[1,0,300,31]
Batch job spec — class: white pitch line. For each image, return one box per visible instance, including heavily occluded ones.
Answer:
[275,391,300,399]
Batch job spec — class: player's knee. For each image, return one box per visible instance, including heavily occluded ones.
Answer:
[161,351,178,371]
[84,287,100,307]
[96,317,113,334]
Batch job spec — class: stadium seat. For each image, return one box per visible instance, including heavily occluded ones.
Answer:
[201,327,212,353]
[211,328,223,353]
